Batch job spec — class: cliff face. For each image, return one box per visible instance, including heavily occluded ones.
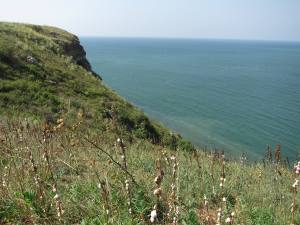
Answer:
[26,23,99,77]
[62,36,92,71]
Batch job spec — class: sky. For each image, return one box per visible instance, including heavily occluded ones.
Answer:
[1,0,300,41]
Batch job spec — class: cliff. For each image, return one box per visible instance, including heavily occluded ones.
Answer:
[0,22,192,151]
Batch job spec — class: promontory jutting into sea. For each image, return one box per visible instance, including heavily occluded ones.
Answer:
[82,37,300,160]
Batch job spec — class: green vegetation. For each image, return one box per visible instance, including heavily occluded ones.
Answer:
[0,22,187,150]
[0,118,299,224]
[0,22,299,224]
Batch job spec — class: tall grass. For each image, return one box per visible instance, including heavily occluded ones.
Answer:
[0,117,299,224]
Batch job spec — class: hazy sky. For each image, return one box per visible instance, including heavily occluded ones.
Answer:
[1,0,300,41]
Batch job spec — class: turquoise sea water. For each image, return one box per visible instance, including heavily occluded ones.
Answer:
[81,38,300,160]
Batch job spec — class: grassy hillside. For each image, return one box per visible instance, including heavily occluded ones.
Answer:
[0,22,299,225]
[0,22,191,151]
[1,117,299,225]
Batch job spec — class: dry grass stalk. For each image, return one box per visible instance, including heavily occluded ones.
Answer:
[168,155,179,225]
[42,122,64,222]
[97,178,110,222]
[240,153,247,165]
[204,194,209,215]
[85,137,138,185]
[211,151,217,195]
[28,149,46,201]
[52,183,64,222]
[53,118,64,131]
[275,144,281,164]
[201,194,215,224]
[2,165,8,189]
[225,212,235,224]
[216,152,226,225]
[161,149,170,166]
[193,150,203,177]
[291,161,300,225]
[150,159,165,223]
[117,138,133,215]
[266,145,272,162]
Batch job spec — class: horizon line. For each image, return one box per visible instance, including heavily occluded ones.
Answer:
[78,35,300,44]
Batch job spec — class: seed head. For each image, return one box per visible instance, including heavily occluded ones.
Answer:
[153,187,162,196]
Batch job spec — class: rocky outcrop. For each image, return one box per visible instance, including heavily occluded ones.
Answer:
[62,36,92,71]
[51,32,101,79]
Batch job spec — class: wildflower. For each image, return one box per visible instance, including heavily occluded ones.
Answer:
[222,197,227,202]
[204,195,208,206]
[54,194,60,199]
[291,162,299,225]
[57,118,64,124]
[220,177,226,182]
[291,202,295,212]
[150,209,157,223]
[125,179,130,190]
[225,217,232,223]
[216,208,222,225]
[295,161,300,174]
[292,179,299,188]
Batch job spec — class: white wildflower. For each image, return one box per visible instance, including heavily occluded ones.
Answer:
[292,179,299,188]
[150,209,157,223]
[54,194,60,199]
[295,161,300,174]
[225,217,232,223]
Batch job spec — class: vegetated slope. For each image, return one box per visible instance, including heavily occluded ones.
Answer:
[0,22,299,225]
[0,117,299,225]
[0,22,192,150]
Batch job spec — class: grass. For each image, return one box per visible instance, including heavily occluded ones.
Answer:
[0,117,299,224]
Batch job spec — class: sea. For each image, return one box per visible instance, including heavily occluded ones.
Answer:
[81,37,300,161]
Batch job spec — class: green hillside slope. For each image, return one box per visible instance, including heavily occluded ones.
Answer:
[0,22,192,151]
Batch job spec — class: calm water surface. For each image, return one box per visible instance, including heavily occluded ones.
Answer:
[81,37,300,160]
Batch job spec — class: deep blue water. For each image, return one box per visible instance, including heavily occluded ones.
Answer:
[81,37,300,160]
